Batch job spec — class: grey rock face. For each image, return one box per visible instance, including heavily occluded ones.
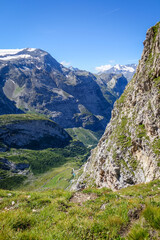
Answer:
[0,48,112,131]
[0,158,29,171]
[71,22,160,191]
[0,88,23,115]
[95,73,128,105]
[0,116,71,149]
[0,158,30,177]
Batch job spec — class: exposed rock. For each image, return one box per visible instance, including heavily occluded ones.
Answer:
[0,88,23,115]
[0,158,30,177]
[0,49,113,131]
[71,22,160,191]
[70,192,97,205]
[0,114,71,149]
[95,73,128,105]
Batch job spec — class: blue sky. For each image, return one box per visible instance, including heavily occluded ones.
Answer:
[0,0,160,72]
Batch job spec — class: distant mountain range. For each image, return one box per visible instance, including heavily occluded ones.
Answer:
[95,73,128,105]
[0,48,128,132]
[97,64,137,82]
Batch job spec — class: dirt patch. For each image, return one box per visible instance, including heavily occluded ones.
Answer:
[70,192,97,205]
[127,206,144,220]
[120,205,144,238]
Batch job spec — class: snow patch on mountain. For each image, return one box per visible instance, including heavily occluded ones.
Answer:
[0,49,24,56]
[0,48,36,57]
[97,64,136,74]
[113,64,136,72]
[0,48,47,62]
[26,48,36,52]
[96,64,137,81]
[0,54,31,61]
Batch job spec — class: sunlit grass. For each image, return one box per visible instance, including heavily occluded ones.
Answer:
[0,180,159,239]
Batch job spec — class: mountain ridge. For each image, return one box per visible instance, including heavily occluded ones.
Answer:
[71,22,160,191]
[0,48,128,133]
[97,63,137,82]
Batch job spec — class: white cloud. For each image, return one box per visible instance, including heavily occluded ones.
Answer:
[95,64,112,72]
[60,61,71,67]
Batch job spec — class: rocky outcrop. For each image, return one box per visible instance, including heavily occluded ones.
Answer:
[72,22,160,191]
[0,114,71,149]
[0,158,29,175]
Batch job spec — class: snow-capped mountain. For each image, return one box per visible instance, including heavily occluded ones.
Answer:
[0,48,112,130]
[0,48,37,60]
[97,64,137,82]
[0,48,128,131]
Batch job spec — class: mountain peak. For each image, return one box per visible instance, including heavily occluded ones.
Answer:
[97,63,137,82]
[0,48,37,56]
[0,47,48,56]
[0,47,114,131]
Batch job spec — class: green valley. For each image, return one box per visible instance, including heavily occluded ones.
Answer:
[66,127,103,147]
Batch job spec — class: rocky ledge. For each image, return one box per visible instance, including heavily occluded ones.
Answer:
[0,114,71,150]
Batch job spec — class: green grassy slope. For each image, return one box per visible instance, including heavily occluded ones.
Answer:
[0,180,159,240]
[66,127,103,147]
[0,113,51,126]
[0,140,90,191]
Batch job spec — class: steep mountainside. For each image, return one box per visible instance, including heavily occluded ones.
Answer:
[66,127,103,147]
[0,48,112,131]
[0,88,22,115]
[95,73,128,105]
[97,64,137,82]
[0,114,71,150]
[72,22,160,191]
[68,68,128,105]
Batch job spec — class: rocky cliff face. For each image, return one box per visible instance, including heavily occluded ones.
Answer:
[0,88,23,115]
[0,114,71,149]
[72,22,160,191]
